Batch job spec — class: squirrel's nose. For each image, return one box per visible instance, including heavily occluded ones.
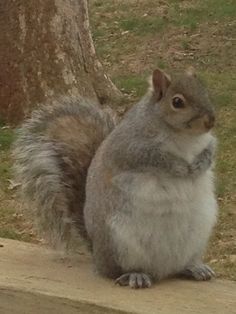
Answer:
[204,112,215,130]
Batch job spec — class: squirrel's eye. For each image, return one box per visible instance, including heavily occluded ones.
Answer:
[172,97,185,109]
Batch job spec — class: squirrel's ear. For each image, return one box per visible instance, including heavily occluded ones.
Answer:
[152,69,171,101]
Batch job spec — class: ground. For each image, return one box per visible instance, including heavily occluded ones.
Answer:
[0,0,235,279]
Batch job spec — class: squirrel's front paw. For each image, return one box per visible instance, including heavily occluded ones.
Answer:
[180,263,215,281]
[115,272,152,289]
[190,147,214,175]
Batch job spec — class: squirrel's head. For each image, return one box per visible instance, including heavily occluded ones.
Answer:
[150,68,215,134]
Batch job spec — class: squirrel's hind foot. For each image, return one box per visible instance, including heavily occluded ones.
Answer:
[180,263,215,281]
[115,272,152,289]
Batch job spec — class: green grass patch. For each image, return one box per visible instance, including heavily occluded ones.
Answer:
[201,71,236,109]
[91,0,236,39]
[0,207,21,240]
[0,228,21,240]
[120,16,167,35]
[93,0,103,8]
[115,0,235,36]
[0,128,15,151]
[113,75,148,97]
[0,226,32,242]
[205,0,236,19]
[181,39,191,51]
[214,93,234,108]
[92,28,107,40]
[171,9,199,31]
[0,120,6,127]
[0,160,11,183]
[169,0,235,30]
[154,59,168,70]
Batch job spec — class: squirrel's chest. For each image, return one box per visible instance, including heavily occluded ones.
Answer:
[129,171,210,214]
[109,171,217,277]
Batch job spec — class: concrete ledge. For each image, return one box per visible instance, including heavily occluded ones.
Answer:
[0,238,235,314]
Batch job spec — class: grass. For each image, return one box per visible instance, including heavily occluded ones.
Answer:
[120,16,167,35]
[0,128,15,151]
[181,39,191,51]
[0,0,235,280]
[91,0,236,41]
[114,75,148,97]
[0,127,36,242]
[0,128,14,189]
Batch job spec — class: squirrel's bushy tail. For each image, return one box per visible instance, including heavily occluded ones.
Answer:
[13,97,117,252]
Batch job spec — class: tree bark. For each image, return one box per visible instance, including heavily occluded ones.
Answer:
[0,0,122,124]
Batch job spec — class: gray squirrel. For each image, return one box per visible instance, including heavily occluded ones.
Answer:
[14,68,217,288]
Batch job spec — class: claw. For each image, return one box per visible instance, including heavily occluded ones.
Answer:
[115,272,152,288]
[181,263,216,281]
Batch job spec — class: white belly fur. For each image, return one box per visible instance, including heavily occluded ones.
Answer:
[109,170,217,279]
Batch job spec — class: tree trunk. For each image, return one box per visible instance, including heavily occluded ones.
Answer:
[0,0,122,124]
